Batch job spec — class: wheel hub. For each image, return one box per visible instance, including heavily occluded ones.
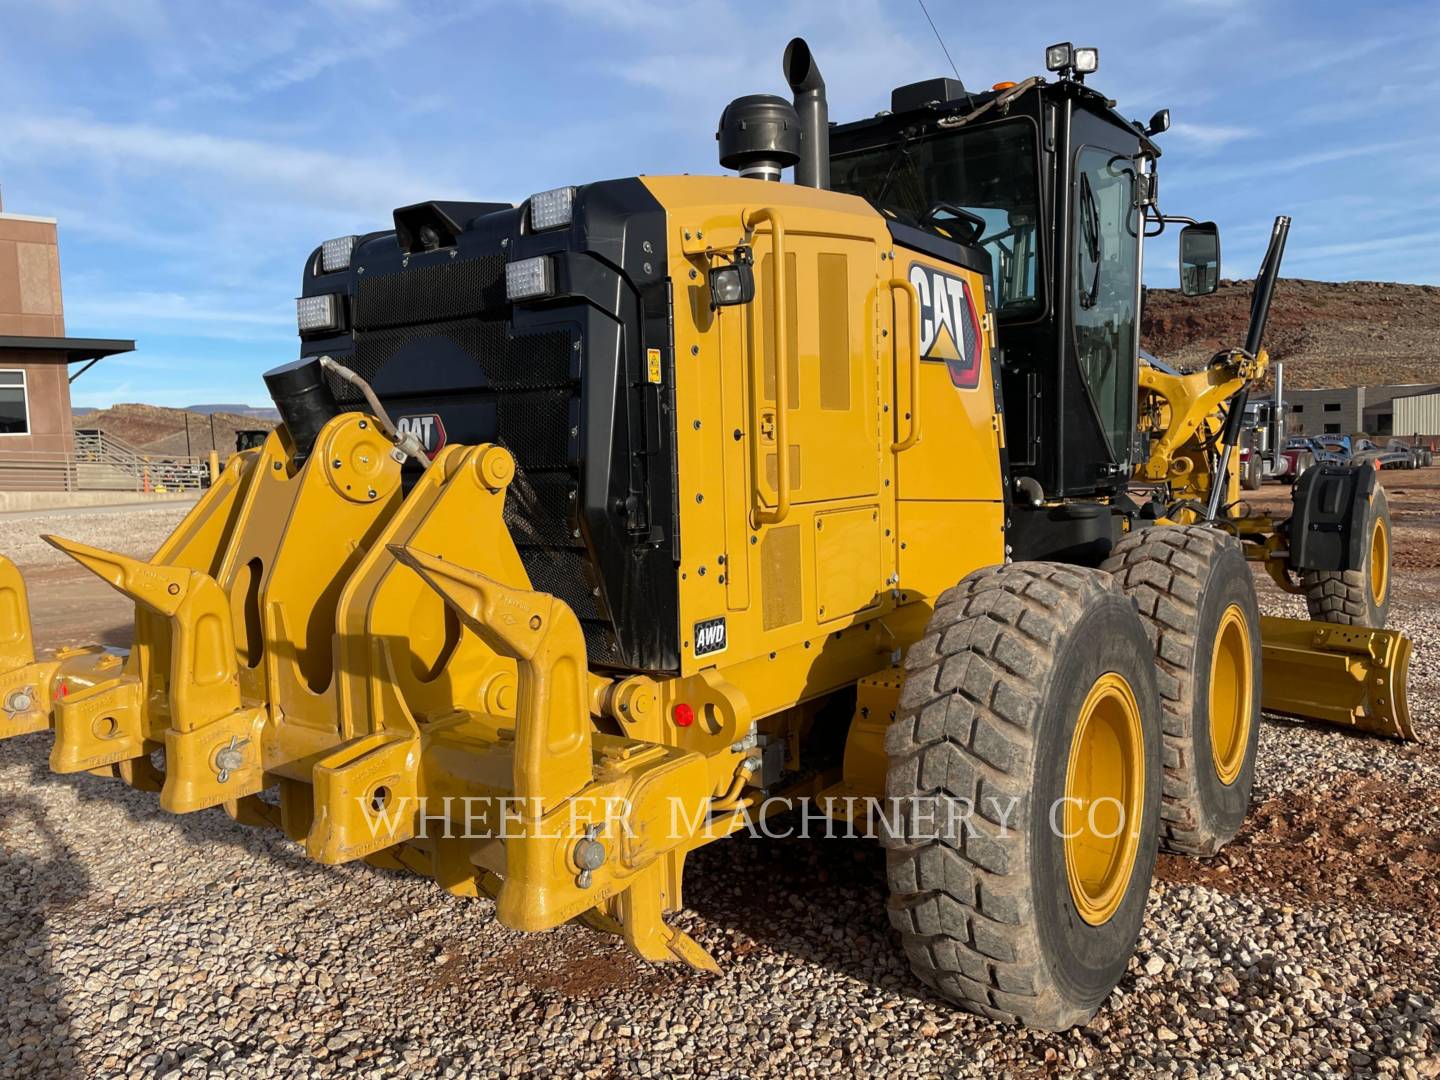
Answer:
[1063,672,1145,927]
[1208,603,1253,787]
[1370,514,1389,607]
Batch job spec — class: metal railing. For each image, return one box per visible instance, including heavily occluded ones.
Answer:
[0,431,210,492]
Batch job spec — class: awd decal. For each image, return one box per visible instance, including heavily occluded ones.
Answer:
[395,413,447,454]
[907,263,983,389]
[693,616,727,657]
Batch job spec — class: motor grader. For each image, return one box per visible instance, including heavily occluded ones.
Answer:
[0,38,1411,1030]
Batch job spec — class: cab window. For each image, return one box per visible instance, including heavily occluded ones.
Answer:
[831,120,1043,318]
[1073,146,1139,461]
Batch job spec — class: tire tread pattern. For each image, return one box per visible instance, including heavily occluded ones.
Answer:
[884,562,1120,1030]
[1100,525,1240,856]
[1301,568,1369,624]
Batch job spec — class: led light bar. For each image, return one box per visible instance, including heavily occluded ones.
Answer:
[505,256,554,302]
[319,235,356,273]
[528,186,576,231]
[296,294,339,334]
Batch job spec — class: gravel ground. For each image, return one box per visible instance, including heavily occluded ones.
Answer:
[1,488,1438,1079]
[0,503,194,570]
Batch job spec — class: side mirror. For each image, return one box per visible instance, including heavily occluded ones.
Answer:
[1179,222,1220,296]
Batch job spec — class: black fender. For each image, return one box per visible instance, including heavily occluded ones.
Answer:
[1286,464,1379,572]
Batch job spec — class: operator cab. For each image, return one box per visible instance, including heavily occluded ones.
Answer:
[829,46,1170,529]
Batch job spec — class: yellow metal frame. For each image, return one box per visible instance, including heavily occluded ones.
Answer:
[1135,346,1264,517]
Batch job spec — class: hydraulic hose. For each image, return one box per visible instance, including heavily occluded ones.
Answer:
[317,356,430,464]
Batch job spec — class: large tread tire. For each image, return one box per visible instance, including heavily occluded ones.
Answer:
[883,563,1161,1031]
[1101,526,1262,856]
[1302,484,1391,628]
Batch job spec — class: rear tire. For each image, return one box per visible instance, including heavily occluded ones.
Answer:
[1303,484,1391,628]
[1101,527,1261,856]
[884,563,1161,1030]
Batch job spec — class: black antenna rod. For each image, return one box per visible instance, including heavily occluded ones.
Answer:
[916,0,961,82]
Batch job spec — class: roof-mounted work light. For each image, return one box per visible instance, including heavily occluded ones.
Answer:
[1045,42,1099,80]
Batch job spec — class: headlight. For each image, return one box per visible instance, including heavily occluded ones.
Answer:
[1073,47,1099,74]
[296,294,339,333]
[708,245,755,309]
[319,235,356,273]
[528,186,576,231]
[505,256,554,301]
[1045,42,1072,71]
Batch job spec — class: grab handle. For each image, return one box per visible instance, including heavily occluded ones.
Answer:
[888,277,922,452]
[744,207,791,525]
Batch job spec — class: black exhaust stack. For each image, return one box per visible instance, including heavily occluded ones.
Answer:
[783,37,829,189]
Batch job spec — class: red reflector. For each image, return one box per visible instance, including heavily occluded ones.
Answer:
[672,703,695,727]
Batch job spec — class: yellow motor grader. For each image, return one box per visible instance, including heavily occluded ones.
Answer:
[0,38,1410,1029]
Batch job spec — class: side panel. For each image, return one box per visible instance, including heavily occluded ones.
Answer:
[653,179,892,680]
[895,255,1005,503]
[643,176,1005,701]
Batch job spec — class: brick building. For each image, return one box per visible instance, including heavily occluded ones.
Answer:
[0,198,133,454]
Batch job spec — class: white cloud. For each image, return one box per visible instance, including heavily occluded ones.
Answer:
[1168,121,1257,150]
[2,114,474,215]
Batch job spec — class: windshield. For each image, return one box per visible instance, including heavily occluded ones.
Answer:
[831,119,1042,317]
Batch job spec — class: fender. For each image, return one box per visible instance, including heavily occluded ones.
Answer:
[1287,463,1378,572]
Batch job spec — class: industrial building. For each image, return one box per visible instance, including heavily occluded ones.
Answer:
[1391,388,1440,439]
[1285,383,1440,438]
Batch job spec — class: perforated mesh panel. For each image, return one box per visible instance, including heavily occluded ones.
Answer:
[355,255,507,328]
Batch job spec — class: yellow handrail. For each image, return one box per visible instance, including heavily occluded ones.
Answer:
[744,207,791,525]
[889,276,922,452]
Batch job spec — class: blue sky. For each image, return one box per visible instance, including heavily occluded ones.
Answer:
[1,0,1435,408]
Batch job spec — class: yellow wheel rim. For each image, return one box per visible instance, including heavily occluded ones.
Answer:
[1208,604,1253,787]
[1370,514,1389,607]
[1064,672,1145,927]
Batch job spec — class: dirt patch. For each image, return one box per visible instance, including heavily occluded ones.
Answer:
[1156,773,1440,925]
[426,927,688,1001]
[1143,277,1440,389]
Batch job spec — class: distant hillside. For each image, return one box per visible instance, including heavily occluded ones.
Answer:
[1142,278,1440,390]
[77,404,275,457]
[185,403,280,420]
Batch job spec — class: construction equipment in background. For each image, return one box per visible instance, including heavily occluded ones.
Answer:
[234,429,270,453]
[0,37,1411,1031]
